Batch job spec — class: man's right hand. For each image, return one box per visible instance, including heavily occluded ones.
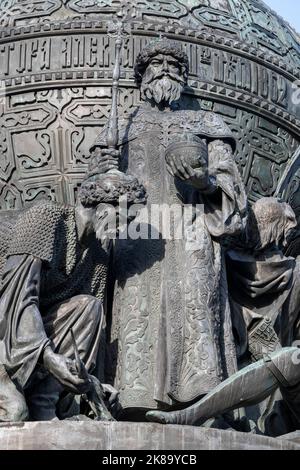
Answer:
[95,148,120,174]
[43,346,92,395]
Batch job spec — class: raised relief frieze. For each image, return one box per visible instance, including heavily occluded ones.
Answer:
[0,0,61,27]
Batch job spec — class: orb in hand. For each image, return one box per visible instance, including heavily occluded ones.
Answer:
[165,133,208,172]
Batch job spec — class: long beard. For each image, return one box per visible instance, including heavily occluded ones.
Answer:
[141,75,184,105]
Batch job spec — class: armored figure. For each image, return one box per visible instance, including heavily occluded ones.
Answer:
[93,38,248,418]
[0,171,146,422]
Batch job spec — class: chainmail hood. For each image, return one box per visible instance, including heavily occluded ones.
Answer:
[5,202,108,309]
[8,202,74,262]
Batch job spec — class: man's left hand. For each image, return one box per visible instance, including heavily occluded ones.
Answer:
[166,154,210,191]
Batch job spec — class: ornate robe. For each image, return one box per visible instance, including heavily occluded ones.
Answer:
[94,108,248,412]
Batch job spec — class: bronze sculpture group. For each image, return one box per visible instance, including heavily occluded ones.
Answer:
[0,36,299,438]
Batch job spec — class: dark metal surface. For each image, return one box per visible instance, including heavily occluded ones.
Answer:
[0,0,299,210]
[0,0,300,438]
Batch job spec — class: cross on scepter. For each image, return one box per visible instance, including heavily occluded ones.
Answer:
[106,5,133,156]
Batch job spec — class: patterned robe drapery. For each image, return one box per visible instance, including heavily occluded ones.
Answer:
[98,108,248,412]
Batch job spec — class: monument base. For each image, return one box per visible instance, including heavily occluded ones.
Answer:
[0,421,299,450]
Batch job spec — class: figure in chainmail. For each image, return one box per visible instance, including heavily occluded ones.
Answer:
[0,166,146,422]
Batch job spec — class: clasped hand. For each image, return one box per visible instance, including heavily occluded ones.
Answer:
[43,346,92,395]
[94,147,120,173]
[43,347,119,413]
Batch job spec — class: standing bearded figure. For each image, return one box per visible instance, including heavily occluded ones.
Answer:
[92,38,248,419]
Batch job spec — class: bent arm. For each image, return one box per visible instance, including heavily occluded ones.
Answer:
[204,139,248,239]
[0,254,50,389]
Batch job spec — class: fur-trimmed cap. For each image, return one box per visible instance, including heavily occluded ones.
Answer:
[134,37,189,86]
[78,173,147,208]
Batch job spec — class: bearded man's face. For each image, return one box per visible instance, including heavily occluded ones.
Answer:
[140,54,186,105]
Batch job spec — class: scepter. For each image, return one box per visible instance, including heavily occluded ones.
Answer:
[81,6,146,227]
[106,9,131,160]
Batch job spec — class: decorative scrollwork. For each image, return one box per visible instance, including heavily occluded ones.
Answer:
[17,132,52,170]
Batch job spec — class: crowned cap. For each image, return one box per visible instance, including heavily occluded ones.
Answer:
[78,172,147,208]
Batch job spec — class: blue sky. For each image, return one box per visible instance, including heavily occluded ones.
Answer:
[264,0,300,33]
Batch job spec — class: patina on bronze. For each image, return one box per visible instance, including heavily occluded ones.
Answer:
[0,0,300,445]
[94,37,248,419]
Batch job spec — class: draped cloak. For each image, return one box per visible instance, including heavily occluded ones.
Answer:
[0,203,108,390]
[93,108,248,411]
[226,250,300,356]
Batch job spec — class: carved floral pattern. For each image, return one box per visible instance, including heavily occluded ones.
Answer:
[0,1,299,211]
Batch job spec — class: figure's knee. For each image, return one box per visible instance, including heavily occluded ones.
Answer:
[48,295,103,360]
[76,294,99,304]
[77,294,103,309]
[65,295,103,333]
[77,294,103,323]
